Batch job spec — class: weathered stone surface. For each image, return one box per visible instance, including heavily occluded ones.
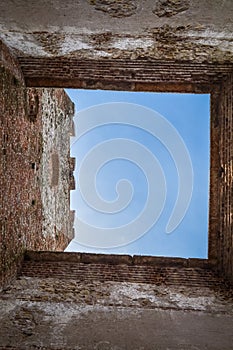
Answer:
[91,0,138,18]
[39,88,75,246]
[0,1,232,62]
[0,274,232,349]
[153,0,190,17]
[2,275,233,312]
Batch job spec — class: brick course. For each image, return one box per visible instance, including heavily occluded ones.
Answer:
[217,74,233,283]
[21,251,230,289]
[18,57,233,92]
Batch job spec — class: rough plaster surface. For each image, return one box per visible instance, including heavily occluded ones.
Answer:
[2,277,233,313]
[39,88,75,244]
[0,0,233,62]
[0,276,232,349]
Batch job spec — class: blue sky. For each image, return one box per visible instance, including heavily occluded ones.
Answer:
[65,89,210,258]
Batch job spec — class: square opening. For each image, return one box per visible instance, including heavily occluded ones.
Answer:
[65,89,210,259]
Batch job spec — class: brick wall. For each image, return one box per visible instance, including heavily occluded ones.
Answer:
[218,74,233,283]
[21,251,228,289]
[18,57,233,92]
[0,41,75,290]
[0,43,43,289]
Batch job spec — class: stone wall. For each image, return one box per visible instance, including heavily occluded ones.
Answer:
[0,42,74,290]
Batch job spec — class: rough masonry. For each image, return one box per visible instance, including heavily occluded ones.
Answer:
[0,251,232,349]
[0,41,75,290]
